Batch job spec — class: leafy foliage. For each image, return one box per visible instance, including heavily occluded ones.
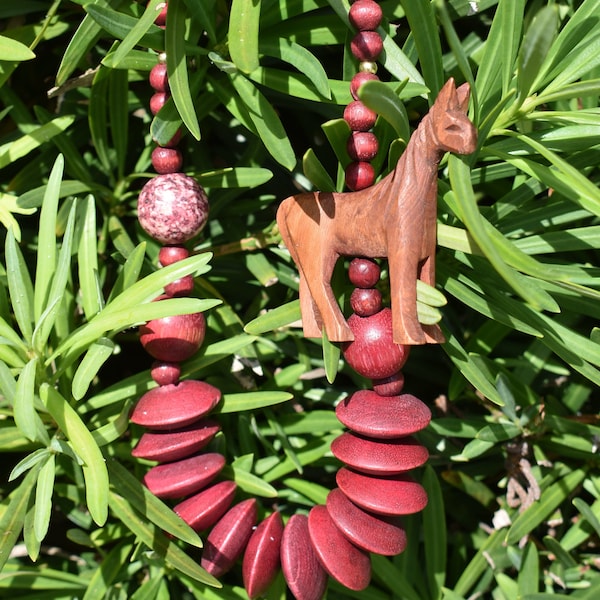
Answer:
[0,0,599,598]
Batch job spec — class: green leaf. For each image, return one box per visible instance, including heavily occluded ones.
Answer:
[322,328,340,384]
[283,477,329,505]
[518,542,539,596]
[82,541,131,600]
[109,68,128,179]
[244,300,301,334]
[33,454,55,542]
[422,466,446,599]
[40,384,109,526]
[78,195,103,320]
[14,358,47,444]
[572,497,600,540]
[8,448,49,482]
[88,65,112,174]
[72,337,115,401]
[0,34,35,61]
[359,80,410,142]
[302,148,336,192]
[229,0,261,73]
[221,465,278,498]
[215,391,292,413]
[197,167,273,189]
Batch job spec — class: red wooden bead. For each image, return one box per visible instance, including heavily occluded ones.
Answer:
[344,100,377,132]
[149,62,169,92]
[151,146,182,174]
[348,257,380,287]
[326,488,407,555]
[150,360,181,386]
[349,0,383,31]
[350,72,379,100]
[347,131,379,161]
[350,287,382,316]
[341,308,409,378]
[138,173,209,244]
[345,161,375,191]
[201,499,258,577]
[164,274,194,297]
[150,92,168,115]
[243,512,284,599]
[143,452,225,499]
[308,504,371,591]
[159,245,189,266]
[131,419,221,463]
[174,480,237,532]
[139,311,206,362]
[152,1,168,26]
[130,379,221,430]
[372,371,405,396]
[351,31,384,62]
[281,514,328,600]
[336,389,431,438]
[336,467,428,516]
[331,432,429,475]
[154,128,182,148]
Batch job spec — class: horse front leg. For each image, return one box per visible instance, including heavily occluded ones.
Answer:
[298,273,322,338]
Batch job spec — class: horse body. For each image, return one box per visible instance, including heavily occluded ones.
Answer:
[277,78,477,345]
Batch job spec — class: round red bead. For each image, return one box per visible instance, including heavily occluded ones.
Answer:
[351,31,384,62]
[350,72,379,100]
[347,131,378,161]
[350,287,382,316]
[151,146,182,174]
[372,371,405,396]
[152,2,168,26]
[345,161,375,190]
[150,92,168,115]
[349,0,383,31]
[348,257,380,287]
[344,100,377,131]
[155,128,182,148]
[149,62,169,92]
[159,245,189,266]
[150,360,181,386]
[137,173,209,244]
[164,274,194,297]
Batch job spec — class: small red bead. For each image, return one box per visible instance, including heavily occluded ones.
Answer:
[164,274,195,297]
[351,31,384,62]
[159,245,189,266]
[372,371,405,396]
[152,2,168,26]
[350,72,379,100]
[347,131,379,161]
[350,288,382,316]
[149,62,169,92]
[150,92,169,115]
[154,128,182,148]
[348,258,380,287]
[151,147,182,174]
[345,161,375,190]
[344,100,377,131]
[150,360,181,386]
[349,0,383,31]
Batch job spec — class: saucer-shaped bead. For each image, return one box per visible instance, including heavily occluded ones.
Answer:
[150,360,181,386]
[201,499,258,577]
[149,62,169,92]
[174,480,237,532]
[345,161,375,191]
[150,92,168,115]
[139,311,205,362]
[137,173,208,244]
[348,257,380,287]
[347,131,378,161]
[350,72,379,100]
[344,100,377,132]
[308,504,371,591]
[143,452,225,499]
[331,432,429,475]
[336,468,428,516]
[326,488,407,555]
[130,379,221,430]
[372,371,405,396]
[341,308,409,378]
[350,287,382,317]
[351,31,383,62]
[131,419,221,463]
[151,147,182,174]
[336,389,430,438]
[159,245,189,266]
[349,0,383,31]
[281,514,328,600]
[243,512,284,599]
[164,274,194,297]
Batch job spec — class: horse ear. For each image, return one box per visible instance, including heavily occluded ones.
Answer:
[437,78,457,108]
[456,83,471,113]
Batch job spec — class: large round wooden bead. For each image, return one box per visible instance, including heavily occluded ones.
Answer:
[174,480,237,532]
[149,62,169,92]
[139,311,206,362]
[137,173,209,244]
[151,147,182,174]
[341,308,409,378]
[349,0,383,31]
[350,287,382,316]
[345,161,375,191]
[351,31,384,62]
[347,131,378,161]
[348,257,380,287]
[344,101,377,132]
[350,72,379,100]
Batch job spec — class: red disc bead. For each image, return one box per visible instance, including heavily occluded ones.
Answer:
[149,62,169,92]
[350,287,382,317]
[345,161,375,191]
[347,131,378,161]
[344,100,377,131]
[350,72,379,100]
[348,257,380,287]
[159,245,189,266]
[164,274,195,297]
[150,92,168,115]
[351,31,384,62]
[349,0,383,31]
[372,371,405,396]
[151,147,182,174]
[150,360,181,386]
[175,480,237,532]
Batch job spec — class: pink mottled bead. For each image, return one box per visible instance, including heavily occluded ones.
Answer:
[349,0,383,31]
[350,72,379,100]
[164,274,195,297]
[349,257,380,287]
[150,92,168,115]
[159,245,189,266]
[350,287,382,316]
[351,31,384,62]
[344,101,377,131]
[149,62,169,92]
[151,147,183,174]
[345,161,375,191]
[138,173,209,244]
[347,131,379,161]
[150,360,181,386]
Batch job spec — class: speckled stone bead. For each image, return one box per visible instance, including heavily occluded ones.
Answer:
[149,62,169,92]
[350,72,379,100]
[351,31,384,62]
[150,91,168,115]
[344,100,377,131]
[349,0,383,31]
[350,287,382,317]
[150,360,181,386]
[348,257,380,287]
[151,147,183,174]
[345,161,375,191]
[347,131,379,161]
[137,173,209,244]
[159,245,189,266]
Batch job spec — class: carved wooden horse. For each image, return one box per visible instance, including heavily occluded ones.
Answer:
[277,78,477,345]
